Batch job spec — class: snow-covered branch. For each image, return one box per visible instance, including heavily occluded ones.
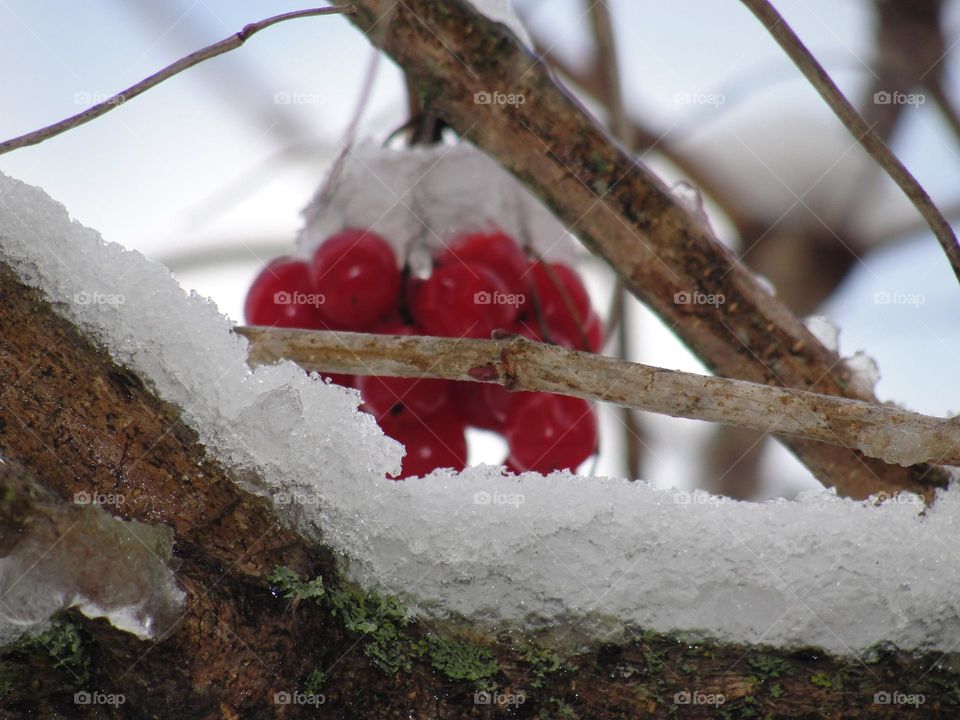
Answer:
[238,326,960,473]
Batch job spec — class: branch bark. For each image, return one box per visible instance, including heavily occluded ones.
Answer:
[237,326,960,477]
[342,0,948,499]
[2,262,959,717]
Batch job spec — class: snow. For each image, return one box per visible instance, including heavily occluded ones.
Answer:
[3,169,960,655]
[804,315,840,353]
[0,499,183,639]
[299,141,578,272]
[465,0,532,47]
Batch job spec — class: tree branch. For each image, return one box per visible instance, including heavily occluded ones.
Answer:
[0,6,353,156]
[342,0,949,499]
[237,326,960,479]
[739,0,960,285]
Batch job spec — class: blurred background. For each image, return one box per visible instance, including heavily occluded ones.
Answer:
[1,0,958,499]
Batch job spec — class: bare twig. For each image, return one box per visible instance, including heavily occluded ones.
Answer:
[0,6,353,156]
[236,326,960,473]
[740,0,960,285]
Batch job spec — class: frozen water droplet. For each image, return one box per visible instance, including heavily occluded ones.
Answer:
[845,351,880,396]
[804,315,840,353]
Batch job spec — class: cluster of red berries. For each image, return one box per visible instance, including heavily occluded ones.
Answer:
[245,228,602,479]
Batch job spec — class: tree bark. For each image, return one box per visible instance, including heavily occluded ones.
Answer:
[0,252,958,718]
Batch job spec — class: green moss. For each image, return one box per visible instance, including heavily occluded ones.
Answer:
[302,668,327,695]
[0,663,13,698]
[809,671,834,689]
[747,654,793,681]
[589,151,613,175]
[28,617,91,687]
[413,634,499,685]
[769,682,784,698]
[328,584,413,675]
[269,566,325,603]
[519,644,571,690]
[270,567,503,684]
[542,696,577,719]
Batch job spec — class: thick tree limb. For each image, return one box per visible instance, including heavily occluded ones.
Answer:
[342,0,948,499]
[2,261,959,717]
[0,6,352,156]
[740,0,960,285]
[237,326,960,476]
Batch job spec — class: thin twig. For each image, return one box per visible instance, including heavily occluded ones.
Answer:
[0,6,353,156]
[235,326,960,470]
[740,0,960,285]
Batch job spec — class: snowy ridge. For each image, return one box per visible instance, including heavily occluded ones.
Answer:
[2,170,960,654]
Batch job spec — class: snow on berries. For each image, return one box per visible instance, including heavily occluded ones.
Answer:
[245,228,604,479]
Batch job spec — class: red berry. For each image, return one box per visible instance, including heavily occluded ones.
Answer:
[452,381,517,431]
[355,324,451,420]
[380,404,467,479]
[505,393,598,473]
[527,262,597,351]
[413,264,518,339]
[244,257,332,329]
[310,228,400,329]
[436,230,530,301]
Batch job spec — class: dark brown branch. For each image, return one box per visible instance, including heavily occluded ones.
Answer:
[0,6,353,156]
[5,246,954,717]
